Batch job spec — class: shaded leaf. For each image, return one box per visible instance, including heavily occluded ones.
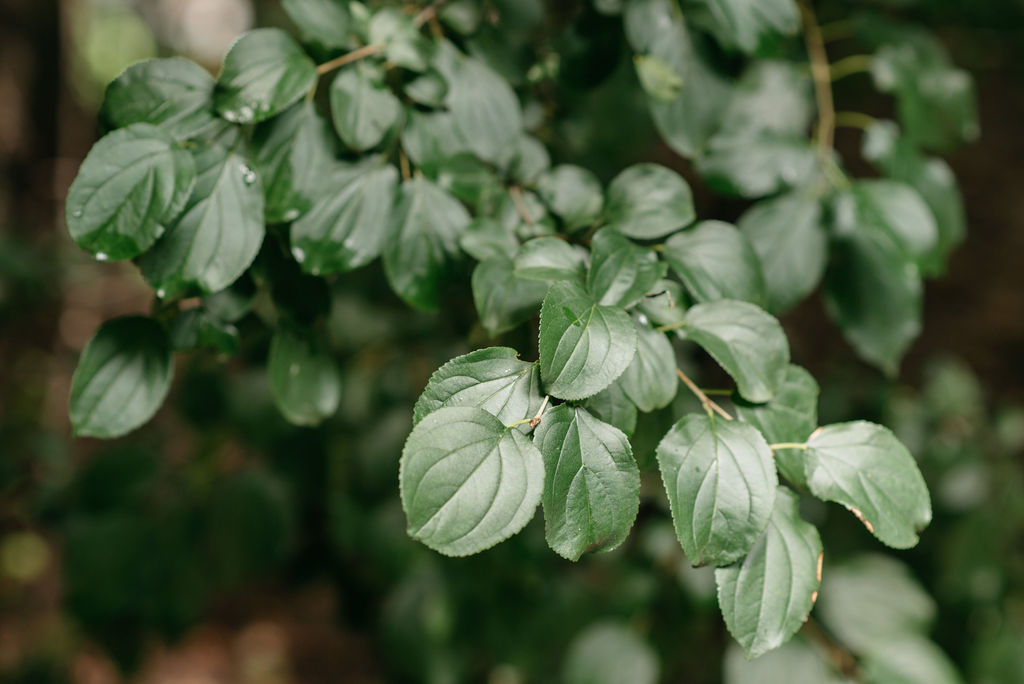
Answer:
[587,227,666,308]
[472,256,549,336]
[602,163,695,239]
[617,319,678,413]
[268,323,341,426]
[329,61,402,151]
[663,221,767,306]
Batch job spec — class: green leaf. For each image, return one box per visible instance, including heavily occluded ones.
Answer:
[513,237,587,282]
[401,108,469,168]
[734,365,818,488]
[252,101,336,223]
[634,55,683,100]
[214,29,318,124]
[169,308,240,355]
[282,0,351,51]
[329,62,402,151]
[635,279,687,329]
[617,320,678,413]
[663,221,767,306]
[699,135,819,199]
[692,0,800,54]
[804,422,932,548]
[538,281,638,400]
[267,323,341,427]
[723,639,844,684]
[412,347,544,427]
[681,300,790,403]
[836,180,938,268]
[624,0,731,158]
[69,316,174,439]
[817,554,936,652]
[862,636,963,684]
[435,154,502,208]
[718,60,813,137]
[472,256,549,336]
[459,217,518,261]
[862,120,966,274]
[368,7,436,72]
[435,42,523,165]
[533,405,640,560]
[290,163,398,275]
[384,176,470,311]
[586,227,667,308]
[656,413,777,566]
[823,232,922,376]
[404,68,449,108]
[738,191,826,313]
[438,0,483,34]
[65,123,196,261]
[602,163,695,239]
[536,165,604,230]
[715,487,822,658]
[100,58,221,140]
[139,144,264,298]
[400,406,544,556]
[564,623,659,684]
[585,383,639,438]
[509,135,552,185]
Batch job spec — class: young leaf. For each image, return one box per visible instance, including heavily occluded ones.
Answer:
[824,233,922,376]
[214,28,318,124]
[624,0,731,158]
[513,237,587,282]
[656,413,777,566]
[282,0,351,51]
[399,406,544,556]
[681,300,790,403]
[69,316,174,439]
[734,365,818,488]
[139,145,265,298]
[472,256,549,336]
[538,281,638,401]
[585,383,639,438]
[692,0,800,54]
[634,54,683,101]
[267,323,341,427]
[738,191,826,313]
[617,320,678,413]
[586,227,666,308]
[715,487,823,658]
[602,163,695,239]
[383,176,470,311]
[290,163,398,275]
[100,58,221,140]
[663,221,767,306]
[533,405,641,561]
[804,422,932,548]
[536,165,604,230]
[412,347,544,427]
[252,101,336,223]
[329,61,402,152]
[66,123,196,261]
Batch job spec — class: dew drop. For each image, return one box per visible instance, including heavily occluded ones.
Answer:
[237,105,255,123]
[223,110,238,123]
[239,163,257,186]
[282,209,300,222]
[636,313,650,326]
[291,246,306,263]
[95,252,108,262]
[156,288,166,299]
[71,209,83,218]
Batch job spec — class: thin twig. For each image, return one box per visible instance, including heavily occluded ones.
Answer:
[830,54,874,81]
[529,395,551,428]
[509,186,535,224]
[316,44,383,75]
[834,111,877,131]
[769,442,808,451]
[676,368,733,421]
[399,147,412,181]
[797,0,836,158]
[413,0,447,27]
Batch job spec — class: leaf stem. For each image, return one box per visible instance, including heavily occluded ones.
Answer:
[701,388,733,396]
[529,395,551,428]
[413,0,447,27]
[830,54,873,81]
[834,111,877,131]
[797,0,836,163]
[316,44,384,76]
[399,146,412,181]
[509,185,535,224]
[676,368,733,421]
[769,442,808,451]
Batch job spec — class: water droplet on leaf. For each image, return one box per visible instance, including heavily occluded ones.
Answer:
[95,252,108,262]
[291,246,306,263]
[239,164,257,186]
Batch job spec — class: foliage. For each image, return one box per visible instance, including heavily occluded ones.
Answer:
[58,0,982,673]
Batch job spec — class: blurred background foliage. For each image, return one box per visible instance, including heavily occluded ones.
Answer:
[1,0,1024,682]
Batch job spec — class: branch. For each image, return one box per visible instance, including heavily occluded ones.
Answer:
[509,186,535,224]
[676,368,733,421]
[317,44,383,75]
[797,0,835,158]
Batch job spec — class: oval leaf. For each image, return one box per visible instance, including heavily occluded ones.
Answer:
[66,123,196,261]
[602,163,695,239]
[663,220,767,306]
[586,227,666,308]
[329,62,402,151]
[681,300,790,403]
[69,316,174,439]
[400,406,544,556]
[513,237,587,282]
[214,28,318,124]
[804,421,932,548]
[412,347,544,427]
[538,281,638,400]
[534,405,641,560]
[536,165,604,230]
[282,0,351,50]
[656,413,777,566]
[268,324,341,426]
[472,256,549,336]
[617,319,678,413]
[715,487,823,658]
